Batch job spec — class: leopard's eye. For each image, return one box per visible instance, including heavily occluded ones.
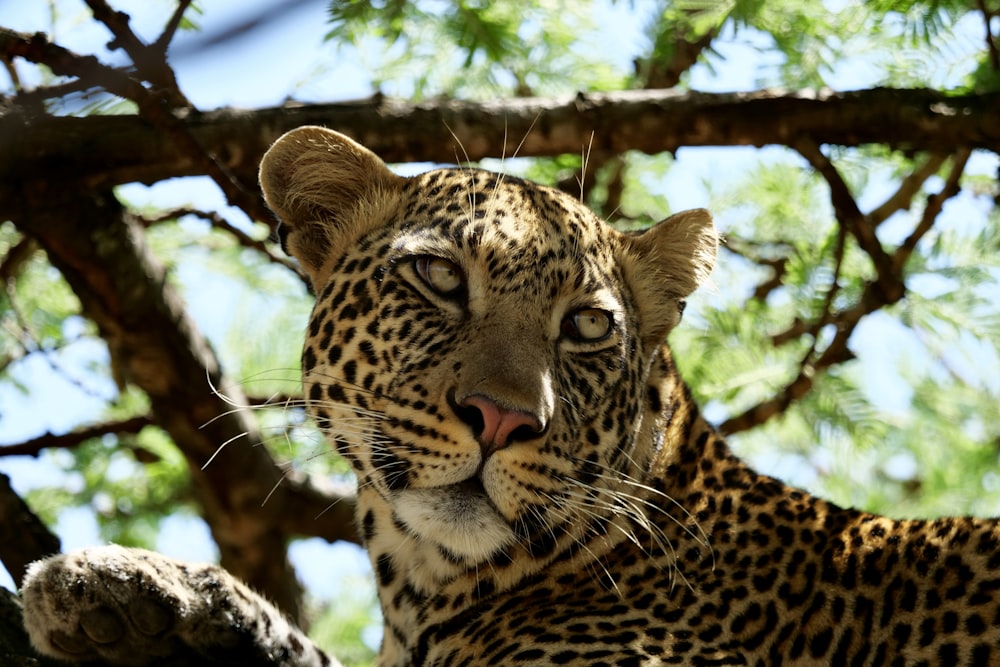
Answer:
[415,256,464,295]
[561,308,613,342]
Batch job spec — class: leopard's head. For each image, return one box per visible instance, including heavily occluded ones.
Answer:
[260,126,717,568]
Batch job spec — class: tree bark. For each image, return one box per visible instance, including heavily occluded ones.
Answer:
[0,587,63,667]
[2,88,998,220]
[0,474,60,588]
[7,187,356,625]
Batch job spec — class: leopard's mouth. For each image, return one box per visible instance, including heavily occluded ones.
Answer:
[439,476,499,517]
[391,478,517,560]
[453,476,488,497]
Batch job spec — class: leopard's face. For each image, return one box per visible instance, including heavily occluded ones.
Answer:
[301,169,650,562]
[260,127,716,567]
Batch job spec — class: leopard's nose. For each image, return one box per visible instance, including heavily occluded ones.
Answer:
[453,393,546,456]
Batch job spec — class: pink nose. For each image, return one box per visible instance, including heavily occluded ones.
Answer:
[459,394,544,455]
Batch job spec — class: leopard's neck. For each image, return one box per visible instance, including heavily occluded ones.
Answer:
[361,481,636,664]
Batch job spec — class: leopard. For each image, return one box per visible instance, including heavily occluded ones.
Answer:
[20,126,1000,666]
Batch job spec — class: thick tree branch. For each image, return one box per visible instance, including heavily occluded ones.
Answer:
[8,188,331,624]
[0,473,61,587]
[2,88,998,222]
[0,27,269,224]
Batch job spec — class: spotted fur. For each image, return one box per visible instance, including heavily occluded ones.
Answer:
[21,126,1000,666]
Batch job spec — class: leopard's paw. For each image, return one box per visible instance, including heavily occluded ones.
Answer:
[22,545,337,667]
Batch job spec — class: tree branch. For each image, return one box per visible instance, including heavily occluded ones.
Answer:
[868,153,948,225]
[719,314,858,435]
[0,416,154,458]
[151,0,195,56]
[0,472,61,586]
[722,236,793,302]
[0,474,59,582]
[2,87,998,222]
[0,27,270,225]
[978,0,1000,72]
[725,147,972,435]
[640,13,717,89]
[83,0,186,101]
[893,149,972,272]
[9,189,313,624]
[794,137,904,304]
[280,473,358,545]
[0,234,36,284]
[138,207,303,277]
[720,224,851,434]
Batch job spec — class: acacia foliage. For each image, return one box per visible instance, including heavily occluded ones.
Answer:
[0,0,999,660]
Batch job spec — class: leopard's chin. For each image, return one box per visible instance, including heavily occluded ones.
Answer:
[392,480,516,562]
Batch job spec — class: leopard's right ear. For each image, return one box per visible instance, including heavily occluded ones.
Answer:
[259,126,403,289]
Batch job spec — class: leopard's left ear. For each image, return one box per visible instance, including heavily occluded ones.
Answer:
[621,208,718,347]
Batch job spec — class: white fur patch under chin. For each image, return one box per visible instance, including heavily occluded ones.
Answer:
[393,487,516,561]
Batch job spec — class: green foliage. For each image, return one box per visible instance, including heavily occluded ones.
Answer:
[323,0,996,96]
[307,577,380,666]
[0,230,87,366]
[326,0,626,97]
[640,0,992,90]
[26,415,194,548]
[143,212,349,478]
[672,146,1000,518]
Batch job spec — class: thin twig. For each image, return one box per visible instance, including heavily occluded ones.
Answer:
[3,279,111,402]
[720,305,858,435]
[245,392,301,407]
[893,149,972,272]
[0,234,36,284]
[723,236,792,302]
[137,207,304,278]
[0,415,154,457]
[769,226,847,347]
[83,0,185,100]
[721,149,972,435]
[2,27,271,226]
[641,7,718,89]
[152,0,195,56]
[978,0,1000,72]
[868,153,948,225]
[720,225,850,434]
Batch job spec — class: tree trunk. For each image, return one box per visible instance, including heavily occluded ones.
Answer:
[7,187,358,625]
